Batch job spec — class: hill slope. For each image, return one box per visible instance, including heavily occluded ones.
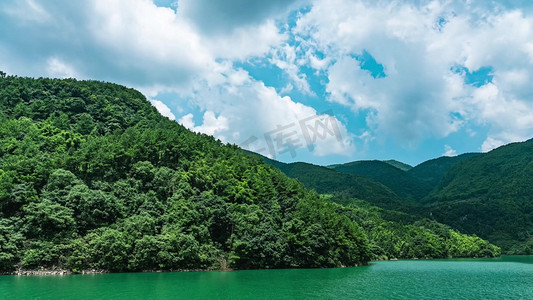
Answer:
[383,160,412,171]
[0,75,371,272]
[0,74,501,273]
[258,155,500,259]
[260,159,406,210]
[425,140,533,252]
[257,139,532,254]
[408,153,481,197]
[329,160,431,201]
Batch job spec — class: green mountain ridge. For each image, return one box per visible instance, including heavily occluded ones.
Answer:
[0,75,371,272]
[258,141,533,254]
[329,160,431,201]
[254,153,405,210]
[0,74,502,274]
[424,139,533,253]
[383,160,413,171]
[273,161,405,210]
[408,153,482,198]
[255,154,501,259]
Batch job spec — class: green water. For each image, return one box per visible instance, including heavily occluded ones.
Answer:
[1,256,532,299]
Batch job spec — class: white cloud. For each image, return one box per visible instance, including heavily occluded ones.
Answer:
[178,113,195,129]
[270,44,314,95]
[280,83,294,94]
[292,0,533,150]
[294,1,468,147]
[150,99,176,120]
[1,0,52,24]
[465,82,533,152]
[179,111,229,138]
[312,119,355,157]
[205,20,286,60]
[88,0,214,87]
[443,145,457,157]
[46,57,78,78]
[2,0,533,163]
[307,51,331,71]
[481,137,506,153]
[179,67,354,158]
[178,0,301,35]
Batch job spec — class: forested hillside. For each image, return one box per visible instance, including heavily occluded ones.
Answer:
[329,160,430,201]
[425,140,533,253]
[0,74,502,274]
[330,196,500,260]
[273,161,405,210]
[272,140,533,254]
[317,141,533,254]
[0,74,371,272]
[259,157,500,259]
[407,153,481,197]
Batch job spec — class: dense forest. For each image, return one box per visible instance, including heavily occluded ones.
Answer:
[0,74,500,273]
[329,160,431,201]
[407,153,481,192]
[425,140,533,253]
[270,160,406,210]
[270,141,532,254]
[0,74,370,272]
[382,160,412,172]
[258,158,500,259]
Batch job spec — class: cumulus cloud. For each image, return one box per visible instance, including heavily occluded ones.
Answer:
[178,0,302,35]
[178,67,354,158]
[88,0,213,88]
[270,44,314,95]
[0,0,287,89]
[179,111,229,137]
[443,145,457,157]
[150,99,176,120]
[205,19,286,60]
[481,137,506,153]
[291,0,533,150]
[46,57,78,78]
[1,0,52,24]
[2,0,533,163]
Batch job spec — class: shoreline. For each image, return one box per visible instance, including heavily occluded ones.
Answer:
[1,268,228,276]
[2,269,106,276]
[2,255,514,276]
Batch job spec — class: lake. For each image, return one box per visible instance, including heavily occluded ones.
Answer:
[1,256,532,299]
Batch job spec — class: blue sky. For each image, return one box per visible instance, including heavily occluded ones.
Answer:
[1,0,533,166]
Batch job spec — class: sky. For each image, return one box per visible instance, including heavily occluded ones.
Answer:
[1,0,533,166]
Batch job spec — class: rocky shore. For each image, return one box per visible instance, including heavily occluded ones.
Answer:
[2,268,229,276]
[2,269,106,276]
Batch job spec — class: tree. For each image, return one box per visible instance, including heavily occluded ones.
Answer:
[22,199,75,238]
[0,218,23,271]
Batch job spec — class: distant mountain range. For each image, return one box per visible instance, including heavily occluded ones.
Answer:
[258,140,533,254]
[328,160,430,201]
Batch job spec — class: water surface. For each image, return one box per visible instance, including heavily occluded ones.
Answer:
[1,256,532,299]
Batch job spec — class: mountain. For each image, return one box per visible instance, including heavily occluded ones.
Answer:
[383,160,412,171]
[257,155,500,259]
[329,160,431,201]
[254,137,533,254]
[0,74,501,274]
[408,153,481,196]
[425,140,533,253]
[259,159,406,210]
[0,75,371,272]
